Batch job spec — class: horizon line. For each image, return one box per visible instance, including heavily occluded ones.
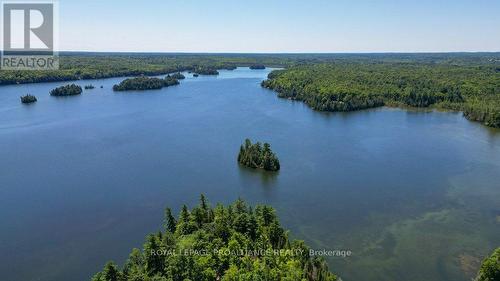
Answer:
[34,50,500,55]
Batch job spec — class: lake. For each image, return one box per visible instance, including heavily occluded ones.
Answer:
[0,67,499,281]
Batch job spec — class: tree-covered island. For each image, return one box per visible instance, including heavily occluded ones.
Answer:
[20,94,37,104]
[91,196,337,281]
[113,76,179,91]
[50,84,83,96]
[238,139,280,171]
[169,72,185,80]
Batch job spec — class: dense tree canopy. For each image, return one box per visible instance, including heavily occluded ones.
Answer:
[49,84,82,96]
[20,94,37,104]
[169,73,185,80]
[4,52,498,86]
[238,139,280,171]
[113,76,179,91]
[475,247,500,281]
[193,66,219,75]
[262,62,500,128]
[92,196,336,281]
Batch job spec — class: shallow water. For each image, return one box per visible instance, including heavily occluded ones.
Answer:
[0,68,499,281]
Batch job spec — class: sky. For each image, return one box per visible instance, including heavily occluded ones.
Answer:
[57,0,500,53]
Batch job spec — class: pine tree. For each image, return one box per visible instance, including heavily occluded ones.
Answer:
[164,207,176,233]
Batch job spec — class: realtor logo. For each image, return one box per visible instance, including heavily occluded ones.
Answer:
[1,1,58,70]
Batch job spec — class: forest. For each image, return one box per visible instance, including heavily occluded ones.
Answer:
[262,62,500,128]
[169,73,186,80]
[113,76,179,91]
[49,84,82,96]
[192,66,219,75]
[3,52,498,86]
[0,53,299,85]
[91,196,337,281]
[238,139,280,171]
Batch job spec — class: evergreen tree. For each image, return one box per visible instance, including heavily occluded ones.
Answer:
[164,207,176,233]
[237,139,280,171]
[93,196,337,281]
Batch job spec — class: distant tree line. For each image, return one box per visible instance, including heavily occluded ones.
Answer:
[1,52,499,86]
[250,64,266,69]
[91,196,337,281]
[238,139,280,171]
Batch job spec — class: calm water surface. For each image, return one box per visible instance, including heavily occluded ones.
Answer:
[0,68,499,281]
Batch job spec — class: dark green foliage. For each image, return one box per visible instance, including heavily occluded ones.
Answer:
[113,76,179,91]
[222,65,237,70]
[1,52,499,86]
[49,84,82,96]
[164,208,176,233]
[170,72,185,80]
[92,262,123,281]
[238,139,280,171]
[84,84,95,89]
[92,196,337,281]
[249,64,266,69]
[475,248,500,281]
[164,76,180,87]
[262,62,500,128]
[193,66,219,75]
[20,94,37,104]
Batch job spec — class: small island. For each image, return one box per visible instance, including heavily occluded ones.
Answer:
[249,64,266,69]
[169,72,185,80]
[20,94,37,104]
[50,84,82,96]
[113,76,179,91]
[238,138,280,171]
[84,84,95,90]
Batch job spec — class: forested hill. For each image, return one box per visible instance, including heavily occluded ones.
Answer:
[262,61,500,128]
[1,52,499,85]
[91,196,337,281]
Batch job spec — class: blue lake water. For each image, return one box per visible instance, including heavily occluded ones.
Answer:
[0,67,499,281]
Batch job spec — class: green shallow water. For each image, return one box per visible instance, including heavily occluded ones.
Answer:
[0,68,499,281]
